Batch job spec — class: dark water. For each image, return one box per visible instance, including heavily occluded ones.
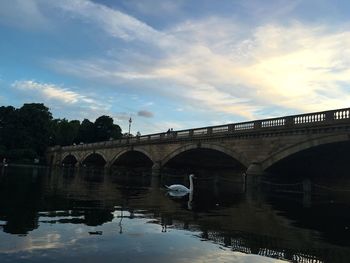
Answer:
[0,166,350,262]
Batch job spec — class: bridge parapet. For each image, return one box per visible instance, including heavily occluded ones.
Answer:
[47,107,350,153]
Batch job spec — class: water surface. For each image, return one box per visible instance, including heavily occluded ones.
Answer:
[0,166,349,262]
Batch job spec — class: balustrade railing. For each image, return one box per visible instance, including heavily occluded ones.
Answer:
[176,130,189,137]
[294,113,325,124]
[261,118,285,128]
[150,134,161,140]
[212,126,228,133]
[334,109,350,120]
[139,136,148,141]
[53,107,350,151]
[234,122,254,131]
[193,128,207,136]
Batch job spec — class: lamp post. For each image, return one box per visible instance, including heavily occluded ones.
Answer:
[128,117,132,138]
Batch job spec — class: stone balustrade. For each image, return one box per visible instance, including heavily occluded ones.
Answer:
[49,107,350,152]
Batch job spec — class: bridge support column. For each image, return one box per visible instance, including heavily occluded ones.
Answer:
[104,161,112,169]
[152,162,162,177]
[245,162,263,199]
[246,162,264,176]
[151,174,161,189]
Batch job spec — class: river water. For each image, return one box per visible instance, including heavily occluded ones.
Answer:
[0,166,349,262]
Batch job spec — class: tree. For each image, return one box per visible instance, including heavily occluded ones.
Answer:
[69,120,80,144]
[17,103,52,155]
[77,119,95,143]
[0,106,16,150]
[94,115,122,142]
[50,119,80,146]
[0,103,125,163]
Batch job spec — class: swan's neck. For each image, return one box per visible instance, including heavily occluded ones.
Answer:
[189,176,194,192]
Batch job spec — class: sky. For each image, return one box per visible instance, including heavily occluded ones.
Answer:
[0,0,350,135]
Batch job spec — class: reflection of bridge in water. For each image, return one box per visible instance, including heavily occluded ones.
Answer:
[48,107,350,177]
[174,204,349,263]
[202,229,342,263]
[1,167,349,262]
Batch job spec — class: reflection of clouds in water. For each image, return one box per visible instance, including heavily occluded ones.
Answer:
[30,233,63,251]
[0,233,63,253]
[75,227,84,234]
[0,211,285,263]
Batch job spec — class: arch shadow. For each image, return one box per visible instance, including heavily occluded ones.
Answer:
[61,152,79,164]
[61,154,78,167]
[161,142,249,168]
[81,151,108,167]
[110,148,154,167]
[262,134,350,170]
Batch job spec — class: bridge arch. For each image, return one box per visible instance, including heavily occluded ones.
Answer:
[110,148,154,167]
[81,151,108,167]
[60,153,79,166]
[161,142,249,168]
[61,152,79,164]
[262,134,350,170]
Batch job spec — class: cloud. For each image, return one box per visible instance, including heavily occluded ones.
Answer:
[11,80,111,121]
[121,0,184,17]
[137,110,154,118]
[238,0,302,22]
[45,1,350,120]
[0,0,50,30]
[12,80,88,104]
[50,0,167,43]
[155,20,350,115]
[143,102,154,107]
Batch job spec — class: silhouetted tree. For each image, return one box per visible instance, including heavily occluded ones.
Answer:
[0,106,16,151]
[69,120,80,144]
[17,103,52,155]
[51,119,80,146]
[0,103,124,163]
[77,119,95,143]
[94,115,122,142]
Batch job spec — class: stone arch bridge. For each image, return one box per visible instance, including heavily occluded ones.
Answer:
[47,107,350,175]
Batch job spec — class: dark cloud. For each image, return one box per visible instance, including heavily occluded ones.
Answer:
[137,110,154,118]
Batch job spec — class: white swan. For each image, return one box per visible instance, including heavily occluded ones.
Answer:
[166,174,195,194]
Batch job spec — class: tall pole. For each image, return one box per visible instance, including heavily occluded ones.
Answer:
[128,117,132,137]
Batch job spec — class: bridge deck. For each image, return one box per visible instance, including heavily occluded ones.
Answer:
[49,107,350,152]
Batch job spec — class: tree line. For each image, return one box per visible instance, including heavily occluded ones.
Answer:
[0,103,122,164]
